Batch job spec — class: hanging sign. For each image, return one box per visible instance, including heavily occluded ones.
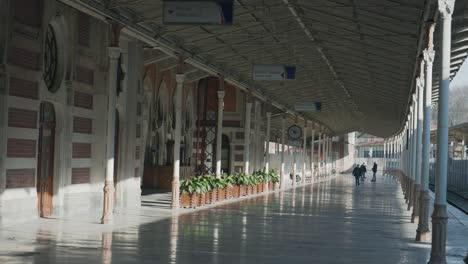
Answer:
[163,0,234,25]
[252,65,296,81]
[294,101,322,112]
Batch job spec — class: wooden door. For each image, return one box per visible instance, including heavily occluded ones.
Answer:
[37,102,55,217]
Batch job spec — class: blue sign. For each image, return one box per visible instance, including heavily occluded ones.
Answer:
[163,0,233,25]
[253,65,296,81]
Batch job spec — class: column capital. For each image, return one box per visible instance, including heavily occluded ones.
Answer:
[175,74,185,84]
[438,0,455,19]
[416,77,425,90]
[217,90,225,99]
[266,112,272,118]
[423,49,435,65]
[108,47,121,60]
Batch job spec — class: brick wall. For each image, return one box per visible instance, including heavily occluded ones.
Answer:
[7,47,40,70]
[6,169,36,188]
[71,168,90,184]
[8,108,37,129]
[73,116,92,134]
[7,138,36,158]
[9,77,39,99]
[75,66,94,85]
[72,143,91,158]
[77,12,90,47]
[74,91,93,109]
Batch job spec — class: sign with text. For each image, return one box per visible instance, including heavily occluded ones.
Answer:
[163,0,233,25]
[294,101,322,112]
[253,65,296,81]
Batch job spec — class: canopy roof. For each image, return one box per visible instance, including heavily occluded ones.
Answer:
[62,0,468,137]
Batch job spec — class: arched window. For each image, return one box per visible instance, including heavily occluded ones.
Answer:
[42,24,60,93]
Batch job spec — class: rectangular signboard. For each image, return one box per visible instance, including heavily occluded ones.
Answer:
[253,65,296,81]
[294,101,322,112]
[163,0,233,25]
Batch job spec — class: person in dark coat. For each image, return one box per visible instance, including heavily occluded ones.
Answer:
[360,163,367,181]
[371,162,378,182]
[352,164,361,186]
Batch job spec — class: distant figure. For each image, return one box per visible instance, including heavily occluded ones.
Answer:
[371,162,378,182]
[360,163,367,180]
[352,164,361,186]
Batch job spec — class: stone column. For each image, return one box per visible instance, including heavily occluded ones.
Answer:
[215,86,225,178]
[412,76,424,223]
[171,74,185,209]
[265,112,272,172]
[383,139,387,173]
[253,100,261,171]
[101,46,121,224]
[292,144,297,187]
[429,1,455,262]
[417,46,435,242]
[317,132,322,176]
[243,102,252,174]
[324,136,328,176]
[302,122,307,184]
[280,116,286,189]
[310,126,315,182]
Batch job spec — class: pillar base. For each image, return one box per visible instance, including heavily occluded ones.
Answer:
[100,181,115,224]
[171,179,180,209]
[416,190,431,242]
[411,184,420,223]
[428,204,448,264]
[407,179,413,210]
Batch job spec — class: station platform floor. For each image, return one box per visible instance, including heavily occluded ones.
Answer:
[1,175,467,264]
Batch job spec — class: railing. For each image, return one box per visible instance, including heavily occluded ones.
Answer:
[430,158,468,196]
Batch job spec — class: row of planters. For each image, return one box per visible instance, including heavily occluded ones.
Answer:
[179,170,280,208]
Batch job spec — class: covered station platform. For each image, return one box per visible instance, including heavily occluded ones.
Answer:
[1,0,468,263]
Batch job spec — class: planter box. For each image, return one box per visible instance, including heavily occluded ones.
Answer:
[262,182,268,192]
[218,188,226,202]
[180,192,191,208]
[226,186,233,199]
[205,190,217,204]
[268,182,273,191]
[190,193,199,208]
[240,185,247,196]
[233,185,240,198]
[248,185,254,195]
[197,193,206,207]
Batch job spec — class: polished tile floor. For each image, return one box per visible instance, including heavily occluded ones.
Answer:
[1,175,467,264]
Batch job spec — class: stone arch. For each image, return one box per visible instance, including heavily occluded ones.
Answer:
[182,89,196,166]
[149,79,168,165]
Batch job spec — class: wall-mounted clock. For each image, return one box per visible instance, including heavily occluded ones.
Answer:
[288,125,302,140]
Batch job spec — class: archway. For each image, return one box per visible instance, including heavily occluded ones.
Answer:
[221,134,230,174]
[37,102,56,217]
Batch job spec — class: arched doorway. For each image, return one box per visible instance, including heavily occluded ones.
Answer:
[37,102,56,217]
[221,134,230,174]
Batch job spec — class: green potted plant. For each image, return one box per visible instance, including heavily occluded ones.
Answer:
[268,170,280,190]
[179,178,192,208]
[223,174,236,199]
[200,175,216,205]
[236,173,249,196]
[216,177,227,202]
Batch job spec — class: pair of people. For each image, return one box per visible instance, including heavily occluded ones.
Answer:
[352,162,378,186]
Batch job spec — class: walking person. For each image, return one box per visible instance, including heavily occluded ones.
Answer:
[360,163,367,181]
[352,164,361,186]
[371,162,378,182]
